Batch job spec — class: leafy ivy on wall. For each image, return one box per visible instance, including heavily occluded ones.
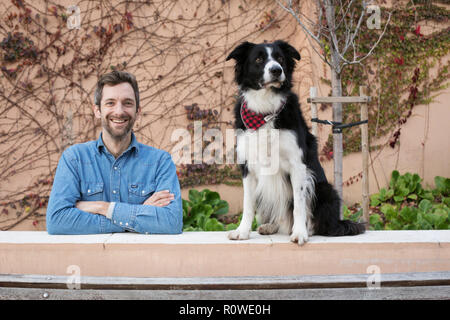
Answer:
[320,1,449,158]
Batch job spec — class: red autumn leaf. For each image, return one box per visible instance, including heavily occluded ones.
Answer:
[394,57,404,65]
[414,25,423,37]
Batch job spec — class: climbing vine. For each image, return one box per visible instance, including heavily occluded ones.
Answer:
[320,1,450,162]
[0,0,296,230]
[0,0,448,230]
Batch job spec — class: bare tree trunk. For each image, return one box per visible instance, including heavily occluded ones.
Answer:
[277,0,392,219]
[325,1,344,218]
[331,55,344,218]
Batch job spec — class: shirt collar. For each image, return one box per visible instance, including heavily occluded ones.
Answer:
[96,131,140,156]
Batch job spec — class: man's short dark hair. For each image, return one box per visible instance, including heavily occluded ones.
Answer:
[94,71,139,110]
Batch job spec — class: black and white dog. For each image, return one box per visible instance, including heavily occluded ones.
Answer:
[226,40,365,245]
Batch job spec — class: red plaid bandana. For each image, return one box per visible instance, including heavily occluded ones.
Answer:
[240,99,286,130]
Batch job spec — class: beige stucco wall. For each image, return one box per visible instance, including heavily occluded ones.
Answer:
[1,1,449,230]
[1,231,449,277]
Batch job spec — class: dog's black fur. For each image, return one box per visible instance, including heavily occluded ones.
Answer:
[227,40,365,237]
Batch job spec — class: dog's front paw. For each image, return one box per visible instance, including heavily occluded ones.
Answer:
[290,229,309,246]
[228,228,251,240]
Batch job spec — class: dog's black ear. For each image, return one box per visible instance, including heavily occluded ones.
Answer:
[274,40,301,61]
[226,41,255,62]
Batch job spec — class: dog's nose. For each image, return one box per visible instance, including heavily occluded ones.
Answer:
[269,67,282,77]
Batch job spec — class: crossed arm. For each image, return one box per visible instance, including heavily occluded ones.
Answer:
[75,190,175,216]
[46,150,183,235]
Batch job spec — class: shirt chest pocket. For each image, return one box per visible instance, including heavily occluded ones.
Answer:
[128,182,156,204]
[81,182,104,201]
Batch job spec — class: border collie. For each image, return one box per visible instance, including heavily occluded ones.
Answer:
[226,40,365,245]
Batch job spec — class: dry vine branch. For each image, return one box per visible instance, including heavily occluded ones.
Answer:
[0,0,299,229]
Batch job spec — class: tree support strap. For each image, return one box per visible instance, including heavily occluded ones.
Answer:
[311,118,368,134]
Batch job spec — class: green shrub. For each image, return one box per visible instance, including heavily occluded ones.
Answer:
[356,171,450,230]
[182,189,229,231]
[182,188,258,232]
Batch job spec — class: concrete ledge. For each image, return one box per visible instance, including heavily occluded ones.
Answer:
[0,230,449,278]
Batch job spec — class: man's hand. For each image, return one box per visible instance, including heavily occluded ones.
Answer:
[75,190,174,215]
[76,201,109,216]
[143,190,174,207]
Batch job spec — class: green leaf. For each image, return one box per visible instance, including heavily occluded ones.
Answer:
[379,188,387,201]
[415,212,432,230]
[188,189,202,204]
[369,214,383,230]
[419,199,432,213]
[443,197,450,207]
[204,189,220,202]
[386,189,394,199]
[225,223,238,231]
[343,205,351,219]
[381,204,398,222]
[252,217,259,231]
[203,204,214,218]
[399,186,410,197]
[182,199,190,217]
[350,209,363,222]
[204,218,225,231]
[400,206,417,223]
[370,194,381,207]
[394,195,405,202]
[183,226,200,232]
[419,190,434,201]
[213,200,229,215]
[435,176,450,195]
[390,170,400,188]
[183,188,231,231]
[407,194,418,200]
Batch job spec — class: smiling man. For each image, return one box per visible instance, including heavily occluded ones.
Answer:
[46,71,183,235]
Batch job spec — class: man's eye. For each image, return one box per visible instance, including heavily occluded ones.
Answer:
[255,57,263,64]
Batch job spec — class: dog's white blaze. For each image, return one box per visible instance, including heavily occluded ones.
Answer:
[263,46,286,84]
[236,127,315,236]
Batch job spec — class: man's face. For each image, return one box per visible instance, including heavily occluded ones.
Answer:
[94,82,140,141]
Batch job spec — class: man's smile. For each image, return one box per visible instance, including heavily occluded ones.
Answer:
[109,117,129,126]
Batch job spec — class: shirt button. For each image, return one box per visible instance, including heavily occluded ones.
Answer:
[119,222,122,225]
[87,189,91,193]
[142,190,145,194]
[125,223,128,226]
[114,166,118,170]
[112,190,117,194]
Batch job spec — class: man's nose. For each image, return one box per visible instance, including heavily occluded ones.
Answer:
[113,101,126,113]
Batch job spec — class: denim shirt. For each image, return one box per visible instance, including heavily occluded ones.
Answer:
[46,132,183,235]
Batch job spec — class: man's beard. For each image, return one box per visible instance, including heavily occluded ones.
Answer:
[102,116,134,141]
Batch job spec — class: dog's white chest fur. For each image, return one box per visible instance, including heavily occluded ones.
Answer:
[236,125,302,176]
[236,126,308,234]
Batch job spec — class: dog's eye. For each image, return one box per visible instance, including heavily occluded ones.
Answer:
[255,57,263,64]
[277,56,284,63]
